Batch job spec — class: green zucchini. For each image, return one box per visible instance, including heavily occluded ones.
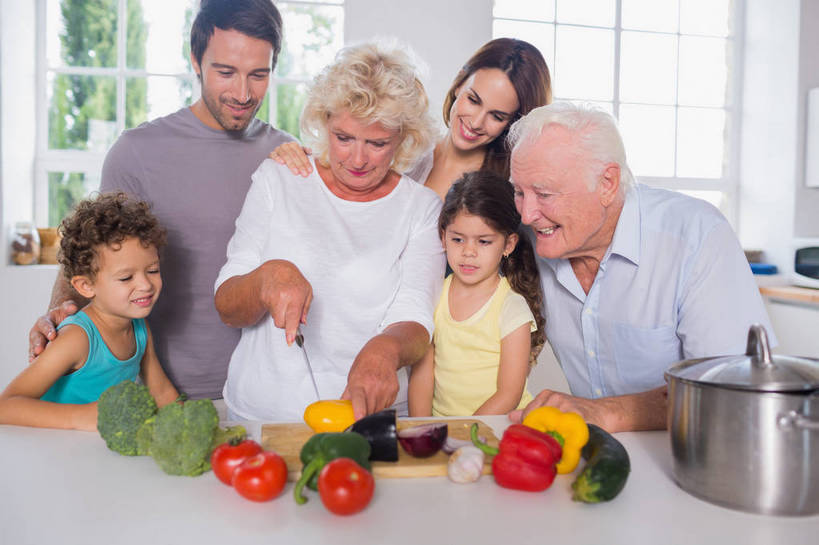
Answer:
[571,424,630,503]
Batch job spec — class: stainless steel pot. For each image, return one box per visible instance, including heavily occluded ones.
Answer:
[665,324,819,516]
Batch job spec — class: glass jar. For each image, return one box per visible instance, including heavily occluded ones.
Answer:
[11,221,41,265]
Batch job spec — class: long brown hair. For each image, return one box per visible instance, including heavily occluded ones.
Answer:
[442,38,552,181]
[438,171,546,365]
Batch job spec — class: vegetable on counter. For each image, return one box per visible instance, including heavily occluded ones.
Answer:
[346,409,398,462]
[447,445,485,484]
[571,424,631,503]
[304,400,356,433]
[318,458,375,515]
[442,436,473,454]
[138,398,246,477]
[397,422,448,458]
[232,451,288,502]
[471,423,561,492]
[97,380,158,456]
[97,381,246,477]
[211,439,264,485]
[522,406,589,474]
[294,432,371,505]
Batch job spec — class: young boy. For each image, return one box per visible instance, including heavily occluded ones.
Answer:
[0,193,178,430]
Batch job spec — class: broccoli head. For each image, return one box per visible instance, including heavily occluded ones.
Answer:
[149,399,220,476]
[135,416,155,456]
[97,380,158,456]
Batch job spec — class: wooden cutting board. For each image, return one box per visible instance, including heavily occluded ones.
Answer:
[261,419,499,481]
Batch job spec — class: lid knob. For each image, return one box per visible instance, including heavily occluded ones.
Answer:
[746,324,773,369]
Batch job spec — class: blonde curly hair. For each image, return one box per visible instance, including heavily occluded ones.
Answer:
[300,41,437,174]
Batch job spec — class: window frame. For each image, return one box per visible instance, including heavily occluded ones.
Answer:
[493,0,746,225]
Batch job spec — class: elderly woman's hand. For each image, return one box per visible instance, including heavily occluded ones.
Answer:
[216,260,314,344]
[257,260,313,345]
[342,334,401,420]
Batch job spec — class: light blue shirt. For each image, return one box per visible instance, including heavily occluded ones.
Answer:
[535,183,776,398]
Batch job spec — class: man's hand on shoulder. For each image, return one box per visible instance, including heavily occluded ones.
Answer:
[28,300,79,362]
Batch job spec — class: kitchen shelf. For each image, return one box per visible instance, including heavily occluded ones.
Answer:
[760,285,819,305]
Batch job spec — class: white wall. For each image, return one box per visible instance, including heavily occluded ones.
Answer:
[737,0,801,274]
[793,0,819,238]
[345,0,492,125]
[1,0,36,254]
[0,0,44,389]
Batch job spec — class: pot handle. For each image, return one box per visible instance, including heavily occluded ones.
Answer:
[778,410,819,431]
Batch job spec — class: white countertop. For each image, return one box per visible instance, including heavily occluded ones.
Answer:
[1,416,816,545]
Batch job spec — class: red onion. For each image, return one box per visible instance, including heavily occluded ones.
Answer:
[397,423,448,458]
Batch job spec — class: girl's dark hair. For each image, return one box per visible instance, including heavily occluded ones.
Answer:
[439,171,546,365]
[442,38,552,181]
[58,192,167,280]
[191,0,283,71]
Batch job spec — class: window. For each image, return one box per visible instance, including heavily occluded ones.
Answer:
[35,0,344,227]
[493,0,740,220]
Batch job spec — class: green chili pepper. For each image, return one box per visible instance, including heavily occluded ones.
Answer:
[293,431,372,505]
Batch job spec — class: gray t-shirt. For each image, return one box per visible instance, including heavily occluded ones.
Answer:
[100,107,294,399]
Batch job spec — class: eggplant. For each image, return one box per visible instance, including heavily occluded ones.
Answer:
[346,409,398,462]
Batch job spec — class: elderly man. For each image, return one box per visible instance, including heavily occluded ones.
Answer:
[508,103,774,432]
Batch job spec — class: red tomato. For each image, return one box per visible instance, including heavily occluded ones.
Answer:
[231,451,288,502]
[211,439,263,485]
[317,458,375,516]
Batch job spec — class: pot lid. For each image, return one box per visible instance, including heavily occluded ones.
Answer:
[665,324,819,392]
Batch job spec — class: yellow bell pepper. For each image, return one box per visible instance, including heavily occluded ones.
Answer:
[522,406,589,474]
[303,399,356,433]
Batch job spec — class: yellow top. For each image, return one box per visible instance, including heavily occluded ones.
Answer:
[432,275,536,417]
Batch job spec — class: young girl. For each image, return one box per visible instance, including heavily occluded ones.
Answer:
[0,193,179,430]
[269,38,551,200]
[408,171,545,416]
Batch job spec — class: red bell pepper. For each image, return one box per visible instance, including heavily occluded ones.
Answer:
[471,423,562,492]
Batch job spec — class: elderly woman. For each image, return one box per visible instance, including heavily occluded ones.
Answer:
[214,42,444,422]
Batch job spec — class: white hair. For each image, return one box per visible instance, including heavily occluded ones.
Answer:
[299,40,437,173]
[507,102,635,192]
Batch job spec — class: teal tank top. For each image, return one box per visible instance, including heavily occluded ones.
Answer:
[40,310,146,404]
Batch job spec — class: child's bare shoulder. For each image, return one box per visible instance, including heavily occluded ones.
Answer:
[41,323,90,361]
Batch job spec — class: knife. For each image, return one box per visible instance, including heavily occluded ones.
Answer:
[295,326,320,400]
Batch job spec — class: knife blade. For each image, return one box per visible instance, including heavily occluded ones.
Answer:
[295,326,320,400]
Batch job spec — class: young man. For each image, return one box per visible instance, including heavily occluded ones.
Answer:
[507,102,775,432]
[29,0,294,399]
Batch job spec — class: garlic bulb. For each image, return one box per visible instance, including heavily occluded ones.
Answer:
[447,445,485,483]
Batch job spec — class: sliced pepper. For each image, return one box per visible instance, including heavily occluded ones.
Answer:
[303,399,356,433]
[522,406,589,474]
[471,423,562,492]
[293,431,371,504]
